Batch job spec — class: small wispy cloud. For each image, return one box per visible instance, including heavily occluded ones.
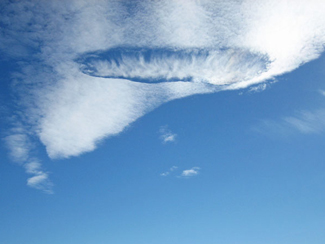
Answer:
[159,126,177,143]
[254,108,325,137]
[179,167,200,178]
[4,127,53,193]
[248,83,268,93]
[160,166,178,176]
[5,132,30,163]
[319,90,325,96]
[284,109,325,134]
[161,166,201,178]
[24,160,53,194]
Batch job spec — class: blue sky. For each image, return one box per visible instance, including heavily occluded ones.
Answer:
[1,1,325,243]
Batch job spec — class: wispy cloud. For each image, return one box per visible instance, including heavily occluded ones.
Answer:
[1,1,325,190]
[254,90,325,137]
[254,108,325,137]
[284,109,325,134]
[160,166,178,177]
[180,167,200,178]
[319,90,325,96]
[248,83,269,93]
[5,131,30,163]
[159,126,177,143]
[4,127,53,193]
[161,166,200,178]
[24,160,53,194]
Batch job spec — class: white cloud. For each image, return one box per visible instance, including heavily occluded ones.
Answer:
[180,167,200,178]
[1,1,325,188]
[233,0,325,89]
[159,126,177,144]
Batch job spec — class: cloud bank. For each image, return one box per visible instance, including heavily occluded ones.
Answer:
[1,0,325,190]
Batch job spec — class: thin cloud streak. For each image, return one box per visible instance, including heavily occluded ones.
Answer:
[254,108,325,137]
[248,83,268,93]
[284,109,325,134]
[319,90,325,96]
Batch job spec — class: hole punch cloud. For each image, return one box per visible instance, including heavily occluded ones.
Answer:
[76,47,269,85]
[1,0,325,191]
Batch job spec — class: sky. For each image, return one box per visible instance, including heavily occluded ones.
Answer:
[0,0,325,243]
